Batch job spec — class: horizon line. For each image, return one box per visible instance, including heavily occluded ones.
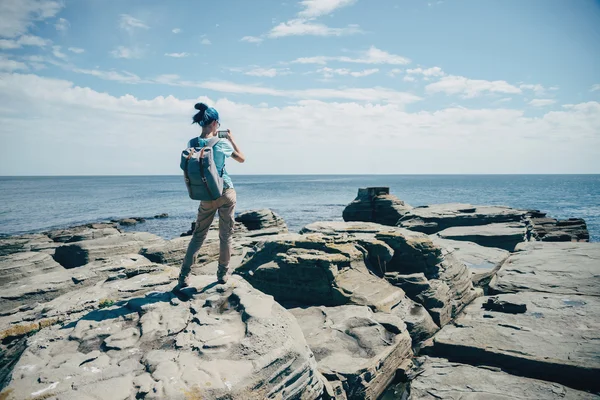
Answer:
[1,173,600,178]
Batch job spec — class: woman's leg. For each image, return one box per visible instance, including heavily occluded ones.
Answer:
[216,189,237,283]
[177,200,217,286]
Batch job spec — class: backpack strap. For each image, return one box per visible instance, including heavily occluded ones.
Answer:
[198,137,222,200]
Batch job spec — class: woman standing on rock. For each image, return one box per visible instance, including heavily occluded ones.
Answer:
[175,103,246,290]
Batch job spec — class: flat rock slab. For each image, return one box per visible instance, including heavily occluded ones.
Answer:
[2,276,326,400]
[436,222,528,251]
[0,234,57,257]
[490,242,600,296]
[0,252,63,286]
[290,305,413,400]
[430,237,509,286]
[426,292,600,392]
[409,357,599,400]
[398,203,527,234]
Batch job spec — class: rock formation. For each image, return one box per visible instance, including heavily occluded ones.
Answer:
[342,187,412,226]
[0,200,597,400]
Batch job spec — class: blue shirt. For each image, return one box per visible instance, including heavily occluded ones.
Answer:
[187,137,235,189]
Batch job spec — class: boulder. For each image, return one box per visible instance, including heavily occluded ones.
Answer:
[398,203,527,234]
[527,214,589,242]
[409,357,599,400]
[235,209,288,232]
[0,234,57,257]
[236,233,438,342]
[424,292,600,392]
[430,237,509,286]
[299,222,481,328]
[153,213,169,219]
[489,242,600,296]
[2,275,327,400]
[342,187,412,226]
[290,305,413,400]
[436,222,528,251]
[53,232,164,269]
[118,218,139,226]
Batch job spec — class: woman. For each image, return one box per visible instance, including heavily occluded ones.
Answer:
[175,102,246,290]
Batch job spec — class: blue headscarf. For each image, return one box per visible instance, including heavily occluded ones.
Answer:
[192,102,219,126]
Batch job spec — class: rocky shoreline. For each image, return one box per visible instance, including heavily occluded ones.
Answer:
[0,188,597,399]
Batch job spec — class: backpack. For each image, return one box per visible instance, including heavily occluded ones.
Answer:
[180,137,224,201]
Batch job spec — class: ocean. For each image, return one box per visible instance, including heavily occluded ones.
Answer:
[1,175,599,242]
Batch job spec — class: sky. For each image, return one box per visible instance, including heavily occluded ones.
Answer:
[0,0,599,176]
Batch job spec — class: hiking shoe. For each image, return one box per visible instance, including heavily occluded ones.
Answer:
[217,266,231,284]
[172,279,190,292]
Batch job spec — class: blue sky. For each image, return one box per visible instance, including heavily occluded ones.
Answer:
[1,0,599,175]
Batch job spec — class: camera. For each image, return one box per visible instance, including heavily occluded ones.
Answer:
[217,130,229,139]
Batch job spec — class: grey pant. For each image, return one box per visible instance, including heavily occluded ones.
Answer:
[178,188,237,284]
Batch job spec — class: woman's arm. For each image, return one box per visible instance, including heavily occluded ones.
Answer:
[227,131,246,163]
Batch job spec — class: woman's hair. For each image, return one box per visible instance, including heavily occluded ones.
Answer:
[192,103,219,127]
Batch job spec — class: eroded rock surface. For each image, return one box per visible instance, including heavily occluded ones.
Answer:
[409,357,599,400]
[430,237,509,286]
[425,292,600,391]
[291,305,412,400]
[436,222,528,251]
[235,233,438,342]
[490,242,600,296]
[299,222,481,328]
[2,276,326,400]
[342,187,412,226]
[397,203,527,235]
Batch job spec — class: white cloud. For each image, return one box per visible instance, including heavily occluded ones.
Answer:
[529,99,557,107]
[0,0,63,38]
[110,46,143,59]
[0,34,50,49]
[244,68,289,78]
[292,56,330,65]
[0,55,28,71]
[406,67,445,77]
[201,38,211,45]
[68,47,84,54]
[165,52,190,58]
[426,75,522,98]
[388,68,402,77]
[317,67,378,78]
[157,76,422,105]
[403,76,415,82]
[520,83,546,95]
[172,28,182,34]
[297,0,357,17]
[52,45,67,60]
[119,14,149,32]
[70,68,143,84]
[54,17,69,32]
[241,36,263,44]
[292,46,410,65]
[591,84,600,92]
[268,19,361,38]
[1,73,598,175]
